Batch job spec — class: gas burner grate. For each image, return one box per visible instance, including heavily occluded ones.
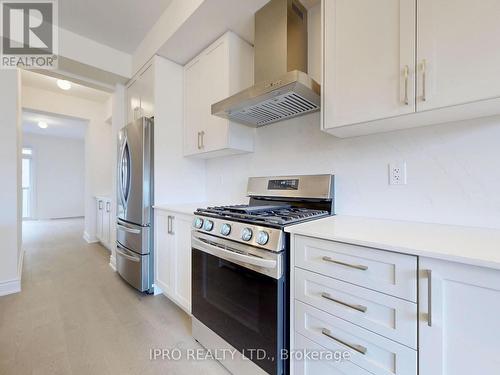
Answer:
[197,205,330,226]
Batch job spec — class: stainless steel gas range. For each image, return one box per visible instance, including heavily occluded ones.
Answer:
[191,175,335,375]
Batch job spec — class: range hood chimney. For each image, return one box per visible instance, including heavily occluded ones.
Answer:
[211,0,320,127]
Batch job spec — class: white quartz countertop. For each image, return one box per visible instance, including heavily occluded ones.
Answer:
[95,195,111,200]
[153,203,205,216]
[285,215,500,270]
[153,201,247,216]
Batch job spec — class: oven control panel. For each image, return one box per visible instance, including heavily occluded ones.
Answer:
[192,215,285,253]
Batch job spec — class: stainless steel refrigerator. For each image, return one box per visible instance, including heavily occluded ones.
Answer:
[116,117,154,293]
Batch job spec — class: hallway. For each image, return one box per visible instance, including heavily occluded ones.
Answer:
[0,219,227,375]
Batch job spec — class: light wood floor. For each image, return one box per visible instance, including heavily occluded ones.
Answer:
[0,219,228,375]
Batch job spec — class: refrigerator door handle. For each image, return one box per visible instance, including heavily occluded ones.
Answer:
[119,138,131,204]
[116,243,141,262]
[118,139,125,207]
[117,224,141,234]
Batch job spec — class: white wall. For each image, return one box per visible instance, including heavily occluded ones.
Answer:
[60,28,132,78]
[23,133,85,220]
[0,70,22,296]
[204,4,500,230]
[22,86,112,240]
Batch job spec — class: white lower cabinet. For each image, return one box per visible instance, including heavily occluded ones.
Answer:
[418,258,500,375]
[294,334,372,375]
[295,301,417,375]
[291,233,500,375]
[295,268,417,348]
[294,236,418,302]
[95,197,112,250]
[294,334,371,375]
[154,209,192,313]
[291,235,417,375]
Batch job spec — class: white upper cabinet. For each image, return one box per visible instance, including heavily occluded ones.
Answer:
[322,0,416,128]
[322,0,500,137]
[183,31,255,158]
[416,0,500,111]
[419,258,500,375]
[138,64,155,118]
[127,62,155,123]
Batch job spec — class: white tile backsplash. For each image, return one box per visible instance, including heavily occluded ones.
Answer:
[205,113,500,229]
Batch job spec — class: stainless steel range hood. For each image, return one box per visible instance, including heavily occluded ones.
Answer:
[211,0,320,127]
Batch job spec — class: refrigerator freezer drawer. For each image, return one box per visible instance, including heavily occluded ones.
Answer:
[116,242,151,292]
[116,219,150,255]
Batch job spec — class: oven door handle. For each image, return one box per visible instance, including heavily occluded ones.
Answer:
[192,236,277,269]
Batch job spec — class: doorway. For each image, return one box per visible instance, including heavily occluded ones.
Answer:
[22,147,34,219]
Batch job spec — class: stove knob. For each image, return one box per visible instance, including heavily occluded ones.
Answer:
[194,217,204,229]
[256,231,270,245]
[241,228,253,241]
[220,223,231,236]
[203,220,214,231]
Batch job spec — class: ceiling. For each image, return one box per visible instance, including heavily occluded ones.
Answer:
[158,0,320,65]
[23,110,88,140]
[158,0,268,64]
[59,0,173,53]
[22,70,111,102]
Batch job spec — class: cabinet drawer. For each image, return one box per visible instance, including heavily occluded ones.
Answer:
[294,236,417,301]
[295,268,417,349]
[294,333,371,375]
[295,301,417,375]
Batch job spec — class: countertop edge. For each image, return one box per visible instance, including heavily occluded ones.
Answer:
[285,216,500,271]
[287,230,500,271]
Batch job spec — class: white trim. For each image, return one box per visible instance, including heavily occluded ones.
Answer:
[17,249,24,280]
[83,231,99,243]
[153,284,163,296]
[0,279,21,297]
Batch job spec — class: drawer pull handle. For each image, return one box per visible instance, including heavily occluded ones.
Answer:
[322,256,368,271]
[321,292,367,313]
[321,328,367,355]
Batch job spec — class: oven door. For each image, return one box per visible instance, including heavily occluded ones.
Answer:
[191,232,286,375]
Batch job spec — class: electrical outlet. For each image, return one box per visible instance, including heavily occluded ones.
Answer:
[389,162,407,185]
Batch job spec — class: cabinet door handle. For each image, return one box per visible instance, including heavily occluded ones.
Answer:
[427,269,432,327]
[99,200,103,210]
[200,130,205,149]
[167,216,175,235]
[421,59,427,102]
[197,132,201,150]
[403,65,409,105]
[321,292,367,313]
[321,328,367,355]
[322,256,368,271]
[106,202,111,213]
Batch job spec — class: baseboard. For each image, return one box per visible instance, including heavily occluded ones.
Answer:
[18,249,24,280]
[0,278,21,297]
[153,284,163,296]
[83,231,99,244]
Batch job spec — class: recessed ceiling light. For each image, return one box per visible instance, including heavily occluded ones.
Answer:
[57,79,71,90]
[38,121,48,129]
